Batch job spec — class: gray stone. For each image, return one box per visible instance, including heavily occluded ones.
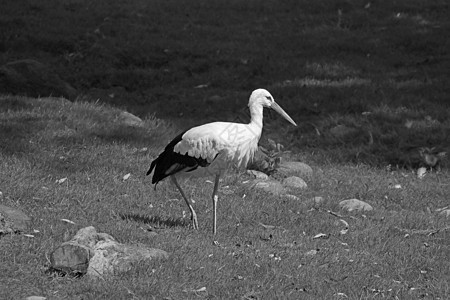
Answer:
[277,161,313,179]
[50,243,92,274]
[50,226,169,277]
[252,179,286,196]
[50,227,99,274]
[119,111,143,127]
[282,176,307,189]
[247,169,269,180]
[0,59,78,100]
[88,240,169,277]
[339,199,373,212]
[305,249,319,256]
[313,196,325,205]
[25,297,47,300]
[283,194,301,201]
[0,204,31,234]
[71,226,115,249]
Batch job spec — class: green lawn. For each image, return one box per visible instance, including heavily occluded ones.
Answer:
[1,0,449,299]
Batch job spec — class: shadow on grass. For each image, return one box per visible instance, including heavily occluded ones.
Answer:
[0,117,46,156]
[120,213,188,229]
[0,97,35,112]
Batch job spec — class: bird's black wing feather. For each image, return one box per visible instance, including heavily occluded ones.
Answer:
[147,130,210,185]
[146,131,186,177]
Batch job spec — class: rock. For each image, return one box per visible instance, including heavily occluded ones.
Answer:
[0,59,78,100]
[119,111,143,127]
[50,243,92,275]
[283,194,301,201]
[25,297,47,300]
[252,179,286,196]
[305,249,319,256]
[339,199,373,212]
[417,167,427,179]
[247,170,269,180]
[71,226,115,249]
[50,226,169,277]
[0,204,31,234]
[329,125,357,138]
[438,209,450,218]
[277,161,313,179]
[313,196,325,205]
[282,176,307,189]
[50,227,99,274]
[88,240,169,277]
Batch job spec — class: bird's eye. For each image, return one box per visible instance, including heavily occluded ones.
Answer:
[265,96,272,100]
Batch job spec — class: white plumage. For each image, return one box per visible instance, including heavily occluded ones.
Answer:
[174,122,260,174]
[147,88,297,234]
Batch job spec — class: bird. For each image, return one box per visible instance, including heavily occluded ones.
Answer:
[147,88,297,234]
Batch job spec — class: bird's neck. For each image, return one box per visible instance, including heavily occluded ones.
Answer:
[248,103,264,135]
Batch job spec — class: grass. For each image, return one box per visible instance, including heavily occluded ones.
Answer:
[0,0,450,299]
[0,97,449,299]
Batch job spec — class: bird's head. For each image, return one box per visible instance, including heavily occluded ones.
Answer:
[249,88,276,108]
[249,89,297,126]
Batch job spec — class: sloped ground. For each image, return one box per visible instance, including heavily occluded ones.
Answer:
[1,0,449,168]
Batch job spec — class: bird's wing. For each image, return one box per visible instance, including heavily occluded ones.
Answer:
[173,122,260,167]
[147,129,210,184]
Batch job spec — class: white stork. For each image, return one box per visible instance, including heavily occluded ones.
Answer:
[147,88,297,234]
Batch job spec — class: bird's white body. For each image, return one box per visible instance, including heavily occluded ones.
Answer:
[147,89,297,234]
[173,121,261,178]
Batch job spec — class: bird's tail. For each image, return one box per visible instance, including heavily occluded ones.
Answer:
[147,157,162,190]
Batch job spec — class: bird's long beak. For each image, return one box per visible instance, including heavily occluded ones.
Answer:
[271,102,297,126]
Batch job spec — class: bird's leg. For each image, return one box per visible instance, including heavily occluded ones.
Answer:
[212,174,220,235]
[170,175,199,230]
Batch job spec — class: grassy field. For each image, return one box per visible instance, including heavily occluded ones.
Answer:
[1,0,450,299]
[1,96,449,299]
